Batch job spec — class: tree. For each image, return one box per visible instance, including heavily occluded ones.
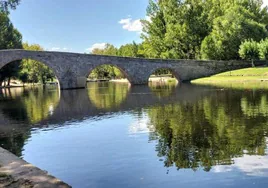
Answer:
[259,38,268,60]
[201,5,268,60]
[0,12,22,86]
[0,0,21,13]
[141,0,167,58]
[239,39,260,67]
[118,42,139,57]
[91,43,118,56]
[141,0,268,60]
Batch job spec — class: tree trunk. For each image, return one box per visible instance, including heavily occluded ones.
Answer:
[251,59,255,67]
[7,77,11,86]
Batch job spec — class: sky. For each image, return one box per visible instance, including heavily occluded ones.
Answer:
[9,0,268,53]
[9,0,148,53]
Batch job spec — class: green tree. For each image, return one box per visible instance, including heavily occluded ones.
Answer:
[118,42,140,57]
[0,12,22,86]
[141,0,167,58]
[91,43,118,56]
[239,39,260,67]
[0,0,21,13]
[259,38,268,60]
[142,0,268,60]
[201,5,268,60]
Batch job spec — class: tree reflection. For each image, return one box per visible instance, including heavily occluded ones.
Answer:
[0,86,60,124]
[149,81,178,98]
[147,89,268,171]
[87,82,130,110]
[0,130,31,157]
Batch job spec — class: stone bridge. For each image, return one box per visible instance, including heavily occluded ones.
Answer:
[1,49,267,89]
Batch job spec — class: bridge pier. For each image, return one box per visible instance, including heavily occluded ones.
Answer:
[59,76,87,90]
[129,79,149,85]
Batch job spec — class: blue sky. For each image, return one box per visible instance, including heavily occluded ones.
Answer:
[9,0,148,53]
[9,0,268,53]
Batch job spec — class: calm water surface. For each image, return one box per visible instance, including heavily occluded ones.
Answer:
[1,82,268,188]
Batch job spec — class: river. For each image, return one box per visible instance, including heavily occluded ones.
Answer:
[1,82,268,188]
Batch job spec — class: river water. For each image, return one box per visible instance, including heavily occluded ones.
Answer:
[1,82,268,188]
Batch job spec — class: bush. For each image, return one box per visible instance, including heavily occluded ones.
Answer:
[259,38,268,60]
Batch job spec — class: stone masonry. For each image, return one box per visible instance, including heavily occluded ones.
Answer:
[0,49,267,89]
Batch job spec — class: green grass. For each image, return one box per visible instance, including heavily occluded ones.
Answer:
[191,67,268,89]
[214,67,268,77]
[192,67,268,83]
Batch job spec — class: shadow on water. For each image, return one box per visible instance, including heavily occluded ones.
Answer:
[0,82,268,173]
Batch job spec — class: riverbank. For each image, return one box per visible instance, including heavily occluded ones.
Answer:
[0,147,71,187]
[192,67,268,84]
[0,82,58,89]
[88,76,177,83]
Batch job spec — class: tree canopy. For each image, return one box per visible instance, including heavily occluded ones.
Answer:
[141,0,268,60]
[0,0,21,13]
[0,11,22,86]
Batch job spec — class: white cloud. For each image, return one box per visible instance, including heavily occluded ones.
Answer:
[85,43,107,53]
[119,18,143,32]
[128,115,155,135]
[118,16,151,33]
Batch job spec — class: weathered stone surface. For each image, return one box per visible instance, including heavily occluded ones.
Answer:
[0,50,267,89]
[0,147,71,188]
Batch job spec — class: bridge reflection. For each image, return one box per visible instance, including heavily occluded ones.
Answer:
[1,83,268,172]
[0,83,212,128]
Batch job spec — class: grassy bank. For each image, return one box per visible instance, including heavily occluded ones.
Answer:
[192,67,268,83]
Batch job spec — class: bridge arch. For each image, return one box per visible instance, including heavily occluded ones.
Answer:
[0,57,60,88]
[86,63,131,83]
[147,67,180,83]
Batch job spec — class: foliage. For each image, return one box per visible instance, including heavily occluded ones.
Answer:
[118,42,143,57]
[0,12,22,86]
[142,0,268,60]
[201,6,268,60]
[239,39,260,61]
[259,38,268,60]
[0,0,21,13]
[91,43,118,56]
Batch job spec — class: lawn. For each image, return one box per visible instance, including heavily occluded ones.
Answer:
[192,67,268,83]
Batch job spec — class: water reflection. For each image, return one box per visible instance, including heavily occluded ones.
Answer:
[1,83,268,187]
[147,88,268,171]
[87,82,130,109]
[0,86,60,124]
[149,81,178,98]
